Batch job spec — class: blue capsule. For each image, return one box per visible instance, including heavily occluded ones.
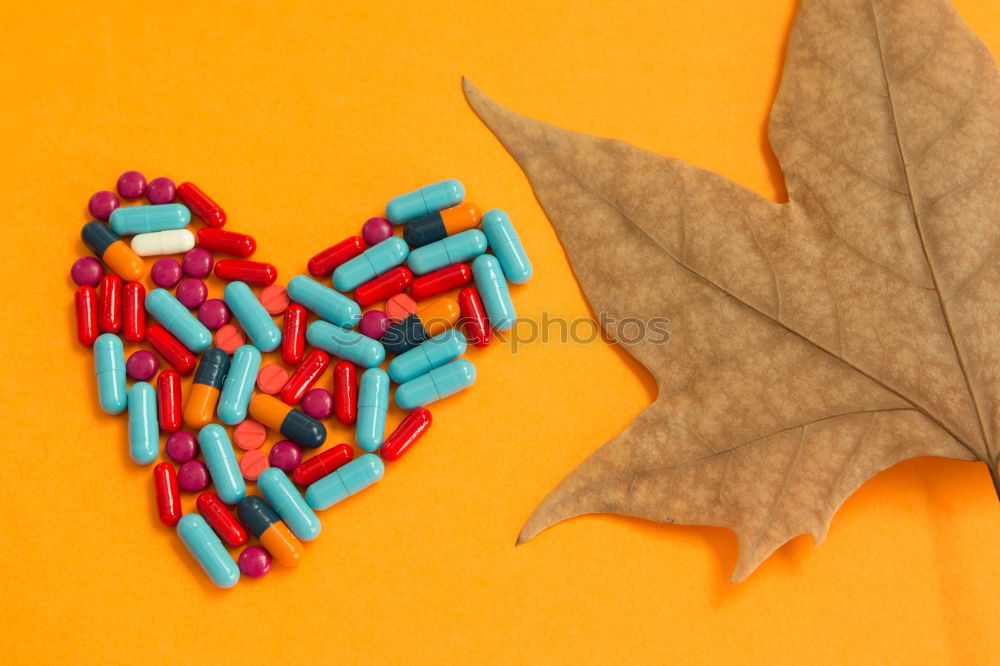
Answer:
[388,330,467,384]
[306,320,385,368]
[481,210,532,285]
[305,454,384,510]
[127,382,159,464]
[109,203,191,235]
[395,359,476,410]
[258,468,321,542]
[145,289,212,353]
[332,237,409,292]
[287,275,361,327]
[407,229,487,275]
[471,254,516,331]
[217,344,260,425]
[223,281,282,352]
[198,424,246,505]
[356,368,389,452]
[385,179,464,224]
[176,514,240,589]
[94,333,127,414]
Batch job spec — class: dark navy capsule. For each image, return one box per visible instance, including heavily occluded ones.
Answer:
[381,313,428,355]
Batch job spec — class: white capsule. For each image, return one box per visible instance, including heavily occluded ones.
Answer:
[130,229,196,256]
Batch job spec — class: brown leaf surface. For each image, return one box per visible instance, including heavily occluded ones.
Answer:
[464,0,1000,581]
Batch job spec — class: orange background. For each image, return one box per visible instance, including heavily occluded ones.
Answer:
[3,0,999,663]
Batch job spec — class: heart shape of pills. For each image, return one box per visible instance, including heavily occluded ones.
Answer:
[73,172,532,588]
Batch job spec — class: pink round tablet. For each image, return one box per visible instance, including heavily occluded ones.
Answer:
[151,258,183,288]
[146,177,176,204]
[176,277,208,309]
[71,257,104,286]
[256,363,289,394]
[177,460,210,492]
[359,310,390,340]
[182,248,214,278]
[198,299,230,329]
[126,350,159,381]
[117,171,147,199]
[234,419,268,451]
[165,431,199,463]
[259,284,290,315]
[269,440,302,472]
[88,191,120,220]
[214,324,246,354]
[239,449,269,481]
[386,293,418,322]
[301,388,334,420]
[362,217,394,245]
[238,545,272,578]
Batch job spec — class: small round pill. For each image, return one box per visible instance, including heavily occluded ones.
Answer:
[88,190,120,220]
[238,545,272,578]
[239,449,269,481]
[182,248,214,278]
[176,277,208,308]
[362,217,394,245]
[117,170,147,199]
[213,324,246,353]
[146,177,176,204]
[259,284,290,315]
[256,363,289,394]
[198,299,230,329]
[177,460,210,492]
[386,293,418,322]
[234,419,268,450]
[165,431,199,463]
[301,388,334,420]
[126,350,159,381]
[359,309,390,340]
[269,440,302,472]
[151,258,183,288]
[71,257,104,286]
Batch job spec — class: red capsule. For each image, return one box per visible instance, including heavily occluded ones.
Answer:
[146,325,196,375]
[292,444,354,486]
[381,408,433,462]
[98,274,122,333]
[409,263,472,300]
[282,304,307,366]
[281,350,330,405]
[333,361,358,425]
[176,182,226,228]
[308,236,365,278]
[458,287,491,348]
[196,492,248,547]
[75,285,99,347]
[123,281,146,343]
[196,227,256,257]
[154,463,182,527]
[354,266,412,308]
[157,370,182,432]
[213,259,277,286]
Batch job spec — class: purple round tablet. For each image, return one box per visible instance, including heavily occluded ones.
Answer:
[182,247,214,278]
[176,277,208,308]
[116,171,147,199]
[71,257,104,286]
[301,388,334,420]
[88,191,120,220]
[151,257,183,288]
[238,546,272,578]
[165,431,199,463]
[269,440,302,473]
[126,350,159,381]
[362,217,394,245]
[359,309,390,340]
[198,299,230,329]
[146,177,176,204]
[177,460,210,493]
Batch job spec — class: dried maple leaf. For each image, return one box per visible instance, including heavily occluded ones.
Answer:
[464,0,1000,581]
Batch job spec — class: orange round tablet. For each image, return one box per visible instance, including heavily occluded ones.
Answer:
[257,363,289,394]
[214,324,246,354]
[386,293,418,322]
[239,449,269,481]
[234,419,268,450]
[259,284,290,315]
